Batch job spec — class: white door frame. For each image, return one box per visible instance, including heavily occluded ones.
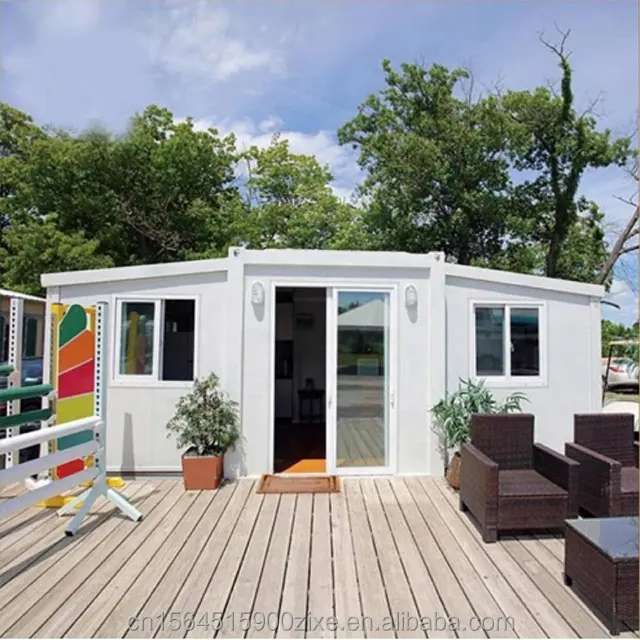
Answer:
[326,285,398,476]
[267,279,399,476]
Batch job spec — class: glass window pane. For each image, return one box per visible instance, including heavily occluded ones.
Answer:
[475,307,505,376]
[23,317,38,359]
[336,291,389,468]
[161,299,195,381]
[510,308,540,376]
[0,314,6,363]
[119,302,155,375]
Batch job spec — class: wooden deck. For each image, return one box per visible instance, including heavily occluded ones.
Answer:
[0,476,637,639]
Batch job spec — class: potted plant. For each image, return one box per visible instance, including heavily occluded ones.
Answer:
[166,373,241,490]
[430,378,528,490]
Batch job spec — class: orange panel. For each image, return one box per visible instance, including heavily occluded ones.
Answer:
[58,330,94,374]
[281,458,327,473]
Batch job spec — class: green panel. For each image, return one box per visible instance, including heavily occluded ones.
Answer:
[0,364,14,376]
[0,383,53,403]
[59,304,87,348]
[0,408,52,429]
[57,430,94,449]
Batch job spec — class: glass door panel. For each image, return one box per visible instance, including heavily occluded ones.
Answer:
[334,291,390,469]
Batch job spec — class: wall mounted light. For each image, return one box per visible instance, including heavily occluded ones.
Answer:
[405,284,418,308]
[250,281,265,305]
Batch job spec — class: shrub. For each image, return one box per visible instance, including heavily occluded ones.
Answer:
[430,378,528,465]
[166,373,241,457]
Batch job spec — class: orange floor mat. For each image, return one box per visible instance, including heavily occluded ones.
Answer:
[280,458,326,473]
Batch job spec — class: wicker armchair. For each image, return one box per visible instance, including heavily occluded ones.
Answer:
[460,414,579,543]
[565,413,639,517]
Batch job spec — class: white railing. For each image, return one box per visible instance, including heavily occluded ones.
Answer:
[0,416,102,521]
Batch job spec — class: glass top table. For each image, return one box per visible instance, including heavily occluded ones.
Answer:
[566,517,639,561]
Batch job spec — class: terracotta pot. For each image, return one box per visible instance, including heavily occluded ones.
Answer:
[445,452,461,490]
[181,451,224,490]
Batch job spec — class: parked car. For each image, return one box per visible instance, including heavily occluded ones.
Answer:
[601,357,639,391]
[0,358,44,469]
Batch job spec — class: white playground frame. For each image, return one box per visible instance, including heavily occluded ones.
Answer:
[0,301,142,536]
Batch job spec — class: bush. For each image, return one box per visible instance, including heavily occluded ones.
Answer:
[166,373,241,457]
[430,378,528,465]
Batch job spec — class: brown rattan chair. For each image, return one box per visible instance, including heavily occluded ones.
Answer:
[460,414,579,543]
[565,413,639,517]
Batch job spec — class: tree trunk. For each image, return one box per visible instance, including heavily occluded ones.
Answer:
[596,205,639,285]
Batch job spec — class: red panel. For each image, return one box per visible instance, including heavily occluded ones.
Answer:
[58,359,95,401]
[57,458,85,479]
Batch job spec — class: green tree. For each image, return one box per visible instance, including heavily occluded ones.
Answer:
[501,29,633,279]
[233,135,369,250]
[0,220,114,295]
[338,60,513,264]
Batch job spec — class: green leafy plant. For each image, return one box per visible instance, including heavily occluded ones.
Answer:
[430,378,529,466]
[166,373,241,457]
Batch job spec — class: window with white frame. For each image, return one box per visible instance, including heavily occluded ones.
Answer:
[472,303,543,380]
[116,298,196,382]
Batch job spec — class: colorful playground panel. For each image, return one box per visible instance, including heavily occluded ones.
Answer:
[52,303,96,479]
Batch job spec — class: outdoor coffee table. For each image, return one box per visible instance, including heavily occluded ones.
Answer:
[564,517,639,635]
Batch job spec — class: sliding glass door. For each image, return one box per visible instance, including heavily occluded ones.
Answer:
[326,288,395,474]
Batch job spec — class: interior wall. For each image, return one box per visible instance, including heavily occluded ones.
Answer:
[292,288,326,422]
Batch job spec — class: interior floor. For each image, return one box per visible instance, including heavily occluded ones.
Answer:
[273,420,326,473]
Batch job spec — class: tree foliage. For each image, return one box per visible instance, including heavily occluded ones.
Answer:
[0,29,635,295]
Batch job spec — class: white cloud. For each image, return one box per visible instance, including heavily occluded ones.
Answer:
[146,2,284,82]
[184,116,362,201]
[604,278,638,326]
[38,0,103,35]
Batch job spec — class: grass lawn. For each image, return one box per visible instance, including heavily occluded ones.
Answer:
[604,390,639,405]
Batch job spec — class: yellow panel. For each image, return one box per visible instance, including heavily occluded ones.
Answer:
[57,393,94,424]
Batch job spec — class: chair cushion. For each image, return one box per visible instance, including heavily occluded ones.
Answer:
[621,467,639,495]
[499,469,567,498]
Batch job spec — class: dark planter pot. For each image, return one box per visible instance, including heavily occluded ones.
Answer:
[181,450,224,490]
[445,452,461,490]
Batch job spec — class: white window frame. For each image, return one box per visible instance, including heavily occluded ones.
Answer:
[469,300,548,388]
[111,294,199,388]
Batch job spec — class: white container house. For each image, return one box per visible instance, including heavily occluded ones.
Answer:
[41,247,604,479]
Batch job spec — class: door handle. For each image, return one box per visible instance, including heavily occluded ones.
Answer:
[390,391,396,408]
[328,395,332,408]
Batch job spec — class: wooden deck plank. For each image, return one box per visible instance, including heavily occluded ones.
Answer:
[35,481,187,639]
[247,494,296,639]
[344,479,394,639]
[377,479,454,639]
[511,537,608,621]
[330,490,363,640]
[0,481,151,631]
[0,475,634,640]
[181,490,264,639]
[69,489,215,638]
[433,476,620,639]
[427,477,571,638]
[389,478,485,638]
[216,494,280,638]
[406,476,514,639]
[306,494,335,639]
[361,478,425,638]
[153,480,254,639]
[500,536,610,639]
[124,481,240,639]
[276,494,312,639]
[5,480,178,638]
[0,483,150,628]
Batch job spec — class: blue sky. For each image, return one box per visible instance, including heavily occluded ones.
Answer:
[2,0,638,323]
